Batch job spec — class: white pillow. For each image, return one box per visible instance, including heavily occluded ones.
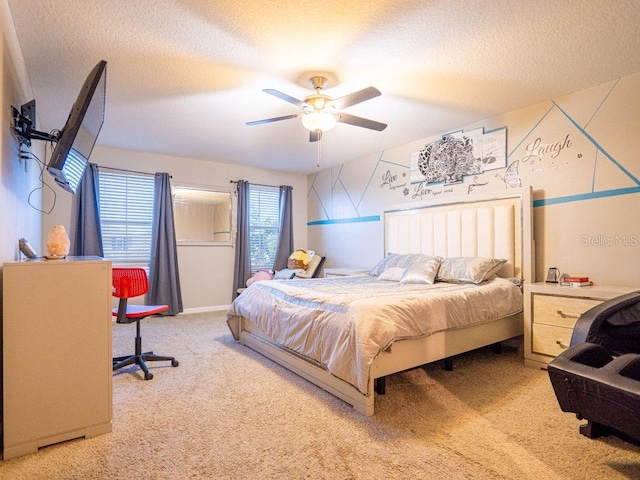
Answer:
[377,267,406,281]
[399,257,442,285]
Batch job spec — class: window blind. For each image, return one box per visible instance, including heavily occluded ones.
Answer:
[249,185,280,272]
[99,172,155,265]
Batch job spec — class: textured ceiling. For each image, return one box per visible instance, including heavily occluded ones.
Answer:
[7,0,640,173]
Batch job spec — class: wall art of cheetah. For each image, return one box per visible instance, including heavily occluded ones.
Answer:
[417,134,483,185]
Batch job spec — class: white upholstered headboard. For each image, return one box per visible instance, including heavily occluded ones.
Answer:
[384,187,534,283]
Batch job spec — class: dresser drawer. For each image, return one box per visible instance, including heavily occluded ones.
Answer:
[532,323,573,357]
[524,283,640,369]
[532,294,603,328]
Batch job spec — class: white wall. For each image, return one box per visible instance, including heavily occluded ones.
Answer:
[42,146,308,310]
[308,72,640,287]
[0,1,44,269]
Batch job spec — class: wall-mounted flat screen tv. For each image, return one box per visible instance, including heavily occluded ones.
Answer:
[47,60,107,194]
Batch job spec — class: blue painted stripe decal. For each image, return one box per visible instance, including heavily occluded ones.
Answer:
[508,104,555,159]
[534,187,640,207]
[308,215,380,226]
[380,158,409,169]
[584,77,620,129]
[358,151,385,209]
[552,100,640,185]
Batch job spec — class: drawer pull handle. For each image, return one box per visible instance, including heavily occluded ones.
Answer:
[557,310,581,319]
[556,339,570,349]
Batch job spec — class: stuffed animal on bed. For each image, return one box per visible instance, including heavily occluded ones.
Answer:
[287,249,314,270]
[246,270,273,287]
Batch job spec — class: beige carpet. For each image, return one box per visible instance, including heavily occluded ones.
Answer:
[2,311,639,480]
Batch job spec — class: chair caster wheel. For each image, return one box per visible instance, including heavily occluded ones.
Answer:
[144,372,153,380]
[171,359,179,367]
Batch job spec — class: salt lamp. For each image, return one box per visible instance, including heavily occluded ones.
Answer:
[46,225,70,257]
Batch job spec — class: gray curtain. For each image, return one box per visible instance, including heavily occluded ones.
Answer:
[273,185,294,271]
[148,172,183,314]
[232,180,251,297]
[70,163,104,256]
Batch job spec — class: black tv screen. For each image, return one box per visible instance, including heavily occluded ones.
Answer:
[47,60,107,194]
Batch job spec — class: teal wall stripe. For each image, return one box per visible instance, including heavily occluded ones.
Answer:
[308,171,332,221]
[584,77,620,129]
[533,186,640,207]
[332,164,344,190]
[380,158,409,169]
[591,149,598,192]
[507,104,554,159]
[308,215,380,226]
[357,151,385,209]
[552,100,640,185]
[338,177,359,213]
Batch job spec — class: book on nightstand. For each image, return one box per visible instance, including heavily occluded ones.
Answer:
[562,276,589,283]
[560,276,593,287]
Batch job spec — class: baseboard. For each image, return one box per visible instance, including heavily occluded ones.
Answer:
[182,305,230,315]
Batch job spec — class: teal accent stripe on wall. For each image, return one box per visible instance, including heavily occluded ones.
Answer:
[508,104,554,159]
[534,186,640,207]
[357,151,386,210]
[552,100,640,185]
[584,77,620,129]
[308,215,380,226]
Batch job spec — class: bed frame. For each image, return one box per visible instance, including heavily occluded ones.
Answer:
[228,187,534,415]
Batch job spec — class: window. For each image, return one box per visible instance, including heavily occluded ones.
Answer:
[172,186,234,245]
[98,172,155,266]
[249,185,280,273]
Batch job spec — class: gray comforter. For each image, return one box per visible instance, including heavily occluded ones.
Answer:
[227,275,522,395]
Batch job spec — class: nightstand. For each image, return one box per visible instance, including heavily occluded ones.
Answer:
[523,282,638,369]
[324,267,369,278]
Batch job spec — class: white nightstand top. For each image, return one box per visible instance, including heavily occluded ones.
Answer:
[525,282,638,298]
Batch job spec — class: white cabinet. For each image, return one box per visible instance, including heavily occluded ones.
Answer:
[523,282,638,369]
[2,257,112,460]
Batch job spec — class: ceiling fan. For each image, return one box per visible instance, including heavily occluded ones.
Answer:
[246,76,387,142]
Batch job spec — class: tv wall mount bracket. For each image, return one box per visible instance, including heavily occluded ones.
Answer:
[11,100,59,147]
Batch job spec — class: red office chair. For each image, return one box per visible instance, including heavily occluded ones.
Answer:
[112,267,179,380]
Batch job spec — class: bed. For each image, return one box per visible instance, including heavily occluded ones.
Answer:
[227,187,534,415]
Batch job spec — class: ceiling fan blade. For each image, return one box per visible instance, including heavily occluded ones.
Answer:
[336,113,387,131]
[263,89,306,107]
[246,114,299,126]
[330,86,381,110]
[309,130,321,143]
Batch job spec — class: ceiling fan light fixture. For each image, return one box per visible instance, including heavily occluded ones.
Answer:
[301,111,336,132]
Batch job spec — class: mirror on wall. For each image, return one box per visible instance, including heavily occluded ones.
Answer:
[172,185,235,246]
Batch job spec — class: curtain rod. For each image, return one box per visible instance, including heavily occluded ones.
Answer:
[230,180,279,189]
[98,165,172,178]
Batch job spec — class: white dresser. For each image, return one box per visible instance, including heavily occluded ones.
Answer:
[523,282,638,369]
[2,257,113,460]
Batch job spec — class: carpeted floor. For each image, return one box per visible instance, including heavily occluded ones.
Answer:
[1,311,639,479]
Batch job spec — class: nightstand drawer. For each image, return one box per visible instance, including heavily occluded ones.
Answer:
[532,323,573,357]
[524,283,639,369]
[532,294,603,328]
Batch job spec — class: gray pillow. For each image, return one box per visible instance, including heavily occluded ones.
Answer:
[368,253,397,276]
[384,253,428,270]
[436,257,507,284]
